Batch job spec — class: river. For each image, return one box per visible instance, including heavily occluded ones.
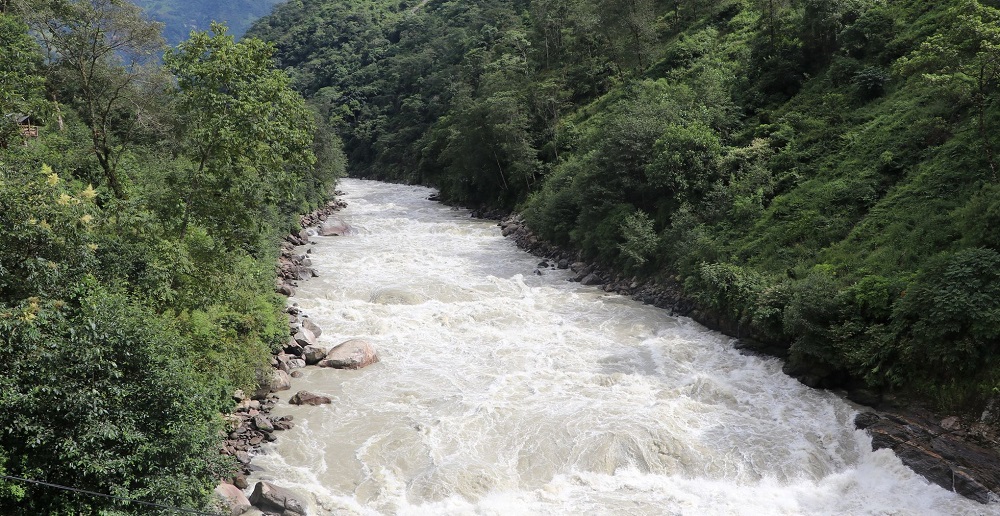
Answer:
[247,179,987,515]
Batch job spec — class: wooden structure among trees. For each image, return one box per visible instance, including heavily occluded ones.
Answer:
[13,113,38,138]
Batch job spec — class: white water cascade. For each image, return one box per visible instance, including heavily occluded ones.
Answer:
[247,179,988,515]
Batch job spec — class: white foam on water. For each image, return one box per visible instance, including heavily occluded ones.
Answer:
[247,179,994,516]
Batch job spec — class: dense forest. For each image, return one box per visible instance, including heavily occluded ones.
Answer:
[132,0,284,44]
[0,0,342,512]
[249,0,1000,415]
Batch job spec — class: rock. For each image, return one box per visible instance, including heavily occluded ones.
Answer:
[580,273,602,286]
[252,415,274,433]
[557,259,569,269]
[233,474,249,490]
[318,338,380,369]
[293,327,317,348]
[290,370,304,378]
[276,283,295,297]
[215,483,252,516]
[570,262,587,273]
[270,370,291,392]
[941,416,963,432]
[302,345,328,365]
[289,390,332,406]
[235,451,250,464]
[319,217,353,237]
[856,411,1000,504]
[249,482,307,516]
[846,388,882,407]
[302,318,322,338]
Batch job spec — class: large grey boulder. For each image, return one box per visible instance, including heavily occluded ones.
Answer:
[270,370,292,392]
[318,217,353,236]
[301,318,322,338]
[248,482,307,515]
[214,482,251,516]
[318,339,380,369]
[293,327,317,348]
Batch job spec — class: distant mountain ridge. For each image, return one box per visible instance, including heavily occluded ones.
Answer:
[133,0,285,45]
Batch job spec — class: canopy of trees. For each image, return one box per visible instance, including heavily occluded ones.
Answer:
[0,1,343,512]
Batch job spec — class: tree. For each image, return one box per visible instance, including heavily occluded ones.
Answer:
[19,0,163,199]
[0,13,45,149]
[164,24,316,251]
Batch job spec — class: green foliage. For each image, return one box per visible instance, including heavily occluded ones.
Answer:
[0,13,46,148]
[0,284,227,513]
[892,248,1000,385]
[0,5,338,511]
[618,210,658,269]
[164,23,316,252]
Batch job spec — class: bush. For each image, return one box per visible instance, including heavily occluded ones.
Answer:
[891,248,1000,387]
[0,284,228,513]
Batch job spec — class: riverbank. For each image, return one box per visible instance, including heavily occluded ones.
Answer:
[214,196,351,515]
[492,212,1000,505]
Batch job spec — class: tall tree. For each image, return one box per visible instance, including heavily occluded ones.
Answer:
[19,0,163,199]
[164,23,316,251]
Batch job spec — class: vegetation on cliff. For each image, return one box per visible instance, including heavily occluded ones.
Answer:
[0,1,342,512]
[249,0,1000,414]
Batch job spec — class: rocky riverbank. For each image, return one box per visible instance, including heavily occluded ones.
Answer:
[494,213,1000,505]
[214,195,383,516]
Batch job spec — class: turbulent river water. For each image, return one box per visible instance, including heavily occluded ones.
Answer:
[248,179,988,515]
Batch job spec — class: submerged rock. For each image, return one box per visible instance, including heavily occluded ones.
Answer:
[318,338,380,369]
[289,390,332,406]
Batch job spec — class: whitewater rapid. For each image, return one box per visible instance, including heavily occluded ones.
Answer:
[247,179,990,515]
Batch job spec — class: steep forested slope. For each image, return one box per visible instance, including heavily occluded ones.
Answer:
[249,0,1000,415]
[133,0,285,44]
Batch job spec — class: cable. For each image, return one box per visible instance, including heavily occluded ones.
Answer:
[0,474,225,515]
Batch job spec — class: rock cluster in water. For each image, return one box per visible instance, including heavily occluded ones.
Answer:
[494,212,1000,505]
[215,194,382,515]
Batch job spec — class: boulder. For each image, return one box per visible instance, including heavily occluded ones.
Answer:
[301,318,322,338]
[302,345,328,365]
[856,411,1000,504]
[580,273,602,286]
[270,370,292,392]
[252,415,274,433]
[276,283,295,297]
[318,339,380,369]
[249,482,307,516]
[214,483,251,516]
[293,327,317,348]
[319,217,353,237]
[289,390,332,406]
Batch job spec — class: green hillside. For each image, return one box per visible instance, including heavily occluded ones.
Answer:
[249,0,1000,413]
[133,0,285,44]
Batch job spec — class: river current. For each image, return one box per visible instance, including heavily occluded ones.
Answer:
[248,179,989,515]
